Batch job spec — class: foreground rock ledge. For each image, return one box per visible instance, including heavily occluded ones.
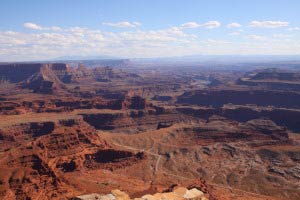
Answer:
[73,187,208,200]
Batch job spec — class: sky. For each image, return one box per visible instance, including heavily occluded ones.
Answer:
[1,0,300,61]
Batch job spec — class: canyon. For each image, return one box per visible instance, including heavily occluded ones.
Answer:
[0,63,300,200]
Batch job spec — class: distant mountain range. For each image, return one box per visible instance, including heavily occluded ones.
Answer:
[51,55,120,61]
[2,55,300,71]
[132,55,300,63]
[51,55,300,63]
[2,54,300,65]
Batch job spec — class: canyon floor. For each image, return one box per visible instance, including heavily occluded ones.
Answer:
[1,63,300,200]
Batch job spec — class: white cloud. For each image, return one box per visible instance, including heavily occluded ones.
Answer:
[23,22,43,30]
[244,34,293,43]
[227,22,242,28]
[200,21,221,29]
[273,34,293,38]
[180,22,200,29]
[288,27,300,31]
[132,22,142,26]
[249,20,289,28]
[247,34,267,40]
[2,22,300,61]
[0,24,199,60]
[229,32,241,36]
[102,21,141,28]
[51,26,62,31]
[203,39,231,45]
[23,22,62,31]
[180,21,221,29]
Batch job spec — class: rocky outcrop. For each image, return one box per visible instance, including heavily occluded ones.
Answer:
[0,118,145,199]
[123,95,147,110]
[177,89,300,109]
[1,63,139,94]
[65,66,139,83]
[237,78,300,91]
[82,113,124,130]
[177,106,300,132]
[84,149,145,170]
[0,121,55,142]
[177,115,290,145]
[56,159,77,172]
[24,78,54,93]
[3,153,62,200]
[0,63,42,83]
[237,68,300,91]
[0,97,126,114]
[74,187,208,200]
[245,68,300,81]
[0,63,71,90]
[21,63,70,93]
[0,101,21,114]
[222,107,300,132]
[152,95,173,102]
[82,112,192,133]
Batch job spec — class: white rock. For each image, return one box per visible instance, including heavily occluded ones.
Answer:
[183,188,204,199]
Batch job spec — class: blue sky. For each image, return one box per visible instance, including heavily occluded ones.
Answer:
[1,0,300,61]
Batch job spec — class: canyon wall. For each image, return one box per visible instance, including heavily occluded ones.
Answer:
[177,90,300,109]
[0,63,43,83]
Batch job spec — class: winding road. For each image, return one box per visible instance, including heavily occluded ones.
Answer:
[110,141,279,199]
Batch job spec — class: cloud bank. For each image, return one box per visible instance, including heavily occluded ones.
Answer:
[0,20,299,61]
[249,21,289,28]
[102,21,141,28]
